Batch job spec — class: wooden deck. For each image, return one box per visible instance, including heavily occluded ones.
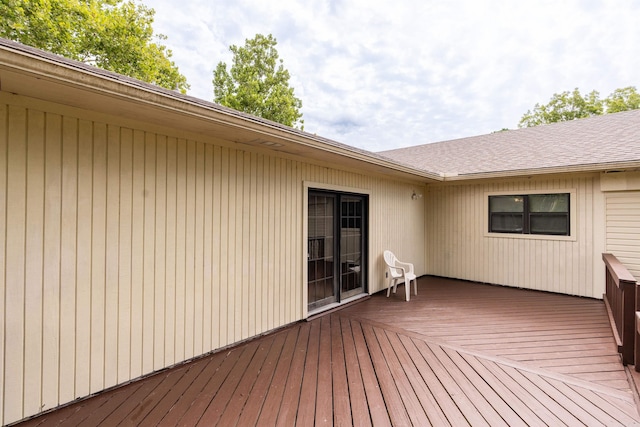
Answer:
[15,277,640,426]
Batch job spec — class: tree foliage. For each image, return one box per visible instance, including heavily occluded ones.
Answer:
[213,34,303,129]
[0,0,189,93]
[604,86,640,113]
[519,86,640,128]
[518,88,602,128]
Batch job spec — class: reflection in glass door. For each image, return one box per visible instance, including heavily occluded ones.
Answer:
[340,195,364,299]
[308,193,337,310]
[308,190,367,312]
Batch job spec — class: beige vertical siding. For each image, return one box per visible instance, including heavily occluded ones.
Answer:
[425,176,601,298]
[0,94,425,424]
[605,191,640,280]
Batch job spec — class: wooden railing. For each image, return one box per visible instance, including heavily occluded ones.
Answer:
[602,253,638,366]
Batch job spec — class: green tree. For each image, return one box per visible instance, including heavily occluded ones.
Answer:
[518,88,603,128]
[604,86,640,113]
[0,0,189,93]
[213,34,303,129]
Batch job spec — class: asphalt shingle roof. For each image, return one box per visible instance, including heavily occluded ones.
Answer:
[3,38,640,181]
[379,110,640,177]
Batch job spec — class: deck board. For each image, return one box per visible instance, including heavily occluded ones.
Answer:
[138,355,216,426]
[204,341,266,425]
[399,334,469,426]
[339,317,372,427]
[413,339,490,426]
[72,379,152,426]
[276,322,310,426]
[388,332,450,426]
[81,364,188,426]
[235,328,290,426]
[313,316,334,426]
[295,320,320,426]
[427,342,503,426]
[171,344,242,426]
[197,341,260,425]
[544,377,625,426]
[330,315,352,426]
[254,327,300,425]
[15,276,640,426]
[361,322,412,426]
[374,327,431,426]
[459,352,550,426]
[496,363,582,426]
[349,318,391,426]
[442,346,526,427]
[152,350,226,425]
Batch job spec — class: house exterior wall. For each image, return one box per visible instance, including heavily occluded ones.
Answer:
[0,93,426,424]
[601,172,640,280]
[604,191,640,279]
[424,175,606,298]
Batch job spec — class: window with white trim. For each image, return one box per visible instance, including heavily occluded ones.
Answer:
[488,193,570,236]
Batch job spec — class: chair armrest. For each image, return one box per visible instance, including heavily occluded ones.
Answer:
[387,265,404,278]
[395,260,414,275]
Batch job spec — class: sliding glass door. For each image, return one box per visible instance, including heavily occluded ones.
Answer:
[307,190,367,311]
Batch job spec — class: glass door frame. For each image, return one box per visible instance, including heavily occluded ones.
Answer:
[304,183,369,316]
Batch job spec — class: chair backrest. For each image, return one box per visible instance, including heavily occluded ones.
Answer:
[383,250,402,278]
[383,250,396,266]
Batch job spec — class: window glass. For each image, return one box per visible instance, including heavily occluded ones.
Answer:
[490,195,524,212]
[530,214,569,235]
[489,193,570,236]
[529,194,569,213]
[491,213,524,233]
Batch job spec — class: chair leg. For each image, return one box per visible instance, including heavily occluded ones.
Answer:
[405,279,410,301]
[413,278,418,295]
[394,279,399,294]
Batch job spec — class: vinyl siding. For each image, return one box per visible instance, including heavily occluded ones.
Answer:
[605,191,640,280]
[0,95,426,425]
[425,176,602,298]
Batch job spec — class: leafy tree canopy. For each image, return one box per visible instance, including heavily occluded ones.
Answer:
[519,86,640,128]
[0,0,189,93]
[518,88,602,128]
[213,34,303,129]
[604,86,640,114]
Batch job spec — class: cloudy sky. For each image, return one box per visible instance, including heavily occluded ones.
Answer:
[143,0,640,152]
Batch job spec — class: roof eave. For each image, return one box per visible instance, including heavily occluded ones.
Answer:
[0,39,442,183]
[440,161,640,181]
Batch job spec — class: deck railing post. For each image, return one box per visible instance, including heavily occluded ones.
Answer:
[622,281,636,365]
[636,284,640,371]
[602,253,638,366]
[636,312,640,371]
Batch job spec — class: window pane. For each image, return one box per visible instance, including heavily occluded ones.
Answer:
[529,194,569,213]
[490,195,524,213]
[490,213,524,233]
[530,214,569,235]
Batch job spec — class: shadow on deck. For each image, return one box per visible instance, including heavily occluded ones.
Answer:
[14,277,640,426]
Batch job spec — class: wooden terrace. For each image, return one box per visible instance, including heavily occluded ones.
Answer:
[15,277,640,426]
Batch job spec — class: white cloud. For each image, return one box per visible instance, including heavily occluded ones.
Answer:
[144,0,640,151]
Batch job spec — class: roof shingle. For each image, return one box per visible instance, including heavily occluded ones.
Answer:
[379,110,640,177]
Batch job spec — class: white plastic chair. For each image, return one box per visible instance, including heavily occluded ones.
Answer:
[383,250,417,301]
